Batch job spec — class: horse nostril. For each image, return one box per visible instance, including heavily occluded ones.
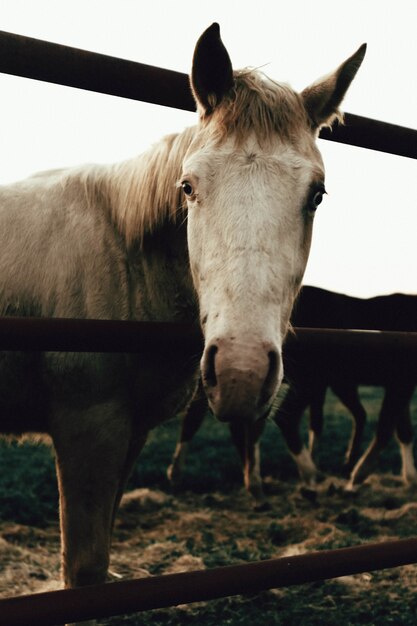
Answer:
[259,349,280,406]
[202,343,218,389]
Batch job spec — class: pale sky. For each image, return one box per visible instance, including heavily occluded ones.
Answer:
[0,0,416,297]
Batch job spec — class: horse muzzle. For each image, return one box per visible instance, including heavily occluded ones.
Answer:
[200,338,281,423]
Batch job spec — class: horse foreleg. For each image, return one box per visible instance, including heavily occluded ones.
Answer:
[307,384,327,462]
[229,419,267,508]
[331,381,367,472]
[167,383,208,486]
[52,402,144,626]
[347,385,397,489]
[394,382,417,484]
[399,439,417,485]
[273,384,317,485]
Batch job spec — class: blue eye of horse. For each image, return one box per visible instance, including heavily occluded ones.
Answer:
[182,181,194,196]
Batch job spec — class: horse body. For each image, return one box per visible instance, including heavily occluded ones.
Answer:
[0,24,365,625]
[292,287,417,332]
[279,287,417,486]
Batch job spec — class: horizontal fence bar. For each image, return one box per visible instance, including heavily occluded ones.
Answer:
[0,30,195,111]
[0,316,417,354]
[0,537,416,626]
[320,113,417,160]
[292,327,417,353]
[288,328,417,383]
[0,316,202,353]
[0,30,416,159]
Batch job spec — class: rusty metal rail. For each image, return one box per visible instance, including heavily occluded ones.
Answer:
[0,316,202,352]
[292,327,417,354]
[319,113,417,159]
[0,316,416,355]
[0,30,194,112]
[0,537,416,626]
[0,30,416,159]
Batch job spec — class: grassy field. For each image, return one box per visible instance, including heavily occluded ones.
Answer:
[0,385,410,523]
[1,386,417,625]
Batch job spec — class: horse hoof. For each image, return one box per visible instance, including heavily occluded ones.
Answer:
[167,465,182,488]
[402,468,417,485]
[344,480,360,494]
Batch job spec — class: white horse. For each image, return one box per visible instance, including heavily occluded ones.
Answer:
[0,24,365,625]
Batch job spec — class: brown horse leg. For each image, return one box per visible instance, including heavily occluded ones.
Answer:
[394,382,417,484]
[167,383,208,486]
[273,384,317,484]
[347,385,398,489]
[307,384,327,462]
[228,419,267,508]
[51,401,143,626]
[331,382,367,471]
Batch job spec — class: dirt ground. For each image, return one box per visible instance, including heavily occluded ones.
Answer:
[1,388,417,625]
[1,472,417,625]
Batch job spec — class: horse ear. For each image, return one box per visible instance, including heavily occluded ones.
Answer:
[301,43,367,130]
[191,23,234,115]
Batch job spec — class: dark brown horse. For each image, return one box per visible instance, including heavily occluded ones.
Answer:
[168,287,417,503]
[279,287,417,488]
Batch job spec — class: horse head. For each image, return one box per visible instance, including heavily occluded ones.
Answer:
[182,24,366,424]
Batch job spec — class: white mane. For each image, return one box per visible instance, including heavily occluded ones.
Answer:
[81,127,195,246]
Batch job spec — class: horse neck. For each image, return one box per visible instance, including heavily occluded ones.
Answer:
[95,127,198,323]
[126,220,197,323]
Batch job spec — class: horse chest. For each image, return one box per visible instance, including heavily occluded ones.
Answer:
[126,351,200,431]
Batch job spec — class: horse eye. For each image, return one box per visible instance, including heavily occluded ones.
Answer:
[313,191,323,208]
[311,187,326,211]
[181,181,194,196]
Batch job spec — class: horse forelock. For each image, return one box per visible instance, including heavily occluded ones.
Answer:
[200,69,310,145]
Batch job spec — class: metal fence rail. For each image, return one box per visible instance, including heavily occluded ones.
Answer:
[0,27,416,626]
[1,538,417,626]
[0,30,417,159]
[0,30,194,112]
[0,315,416,355]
